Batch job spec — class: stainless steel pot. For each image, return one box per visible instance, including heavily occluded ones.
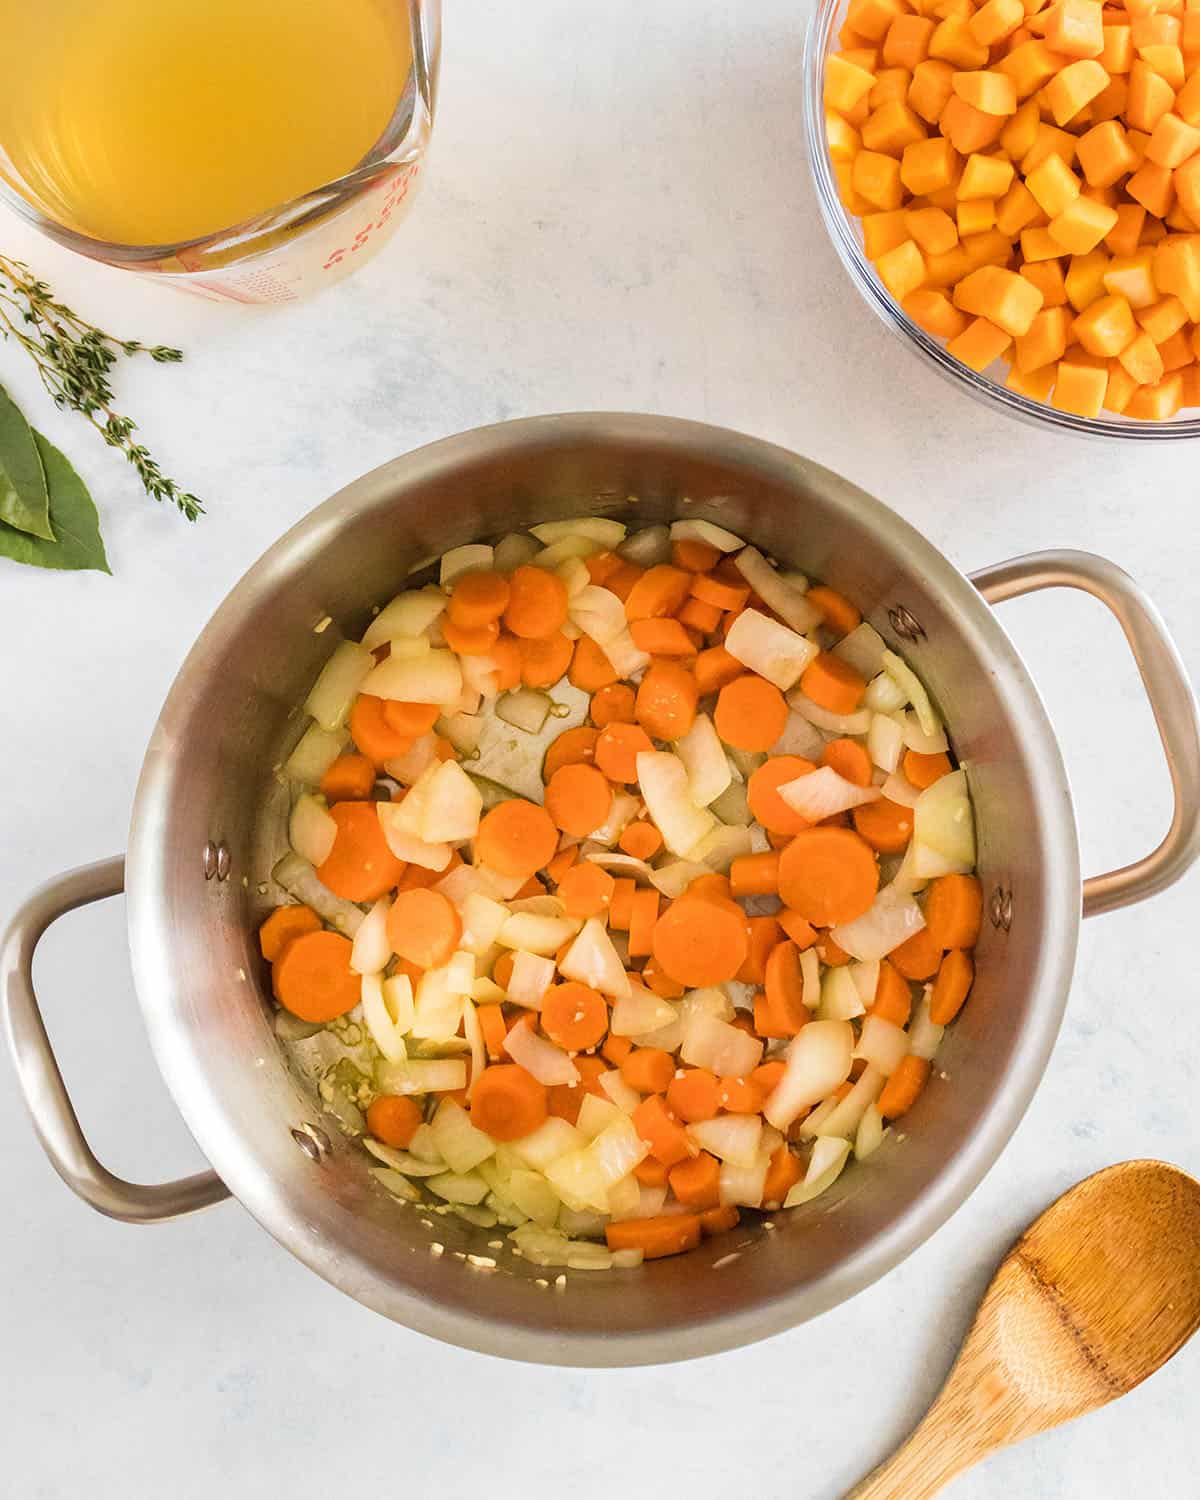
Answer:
[5,414,1199,1366]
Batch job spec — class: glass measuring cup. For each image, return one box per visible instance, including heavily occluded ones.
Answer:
[0,0,440,305]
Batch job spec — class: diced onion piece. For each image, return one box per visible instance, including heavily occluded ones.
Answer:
[304,641,374,731]
[361,972,411,1061]
[289,793,337,867]
[618,524,671,566]
[457,893,510,957]
[284,723,350,784]
[507,950,557,1008]
[800,948,821,1009]
[771,711,826,761]
[383,733,441,789]
[271,853,363,936]
[350,895,392,975]
[438,711,484,753]
[854,1103,888,1160]
[533,536,602,569]
[718,1156,770,1208]
[590,1115,649,1186]
[588,790,641,849]
[460,651,502,700]
[610,983,677,1037]
[361,587,447,650]
[497,911,581,955]
[568,584,626,644]
[787,689,873,736]
[850,960,880,1008]
[832,882,927,961]
[409,964,467,1043]
[585,851,656,883]
[675,713,733,806]
[855,1015,909,1077]
[710,779,751,826]
[427,1169,490,1205]
[472,976,507,1004]
[648,858,710,898]
[808,1065,885,1140]
[370,1167,422,1202]
[376,1057,468,1095]
[763,1020,855,1130]
[897,709,949,755]
[385,635,434,661]
[783,1136,852,1207]
[687,821,754,872]
[430,1096,494,1174]
[504,1022,580,1086]
[531,517,627,548]
[686,1114,762,1167]
[507,1168,561,1226]
[882,650,942,739]
[778,765,880,821]
[632,1004,684,1053]
[544,1151,610,1213]
[863,671,907,713]
[637,750,717,857]
[598,1068,642,1113]
[833,622,887,679]
[867,712,905,774]
[493,533,540,574]
[406,1124,443,1163]
[880,770,922,808]
[680,1012,763,1078]
[496,688,553,734]
[577,1092,625,1140]
[556,556,591,598]
[724,608,818,691]
[669,518,744,552]
[559,917,631,999]
[509,1116,586,1169]
[440,543,494,588]
[818,966,865,1021]
[624,1188,666,1224]
[362,648,463,705]
[377,801,452,870]
[677,986,735,1026]
[912,769,975,877]
[363,1139,443,1175]
[601,628,650,679]
[735,546,822,633]
[725,744,765,781]
[908,987,945,1061]
[889,840,929,894]
[437,862,526,903]
[418,759,483,843]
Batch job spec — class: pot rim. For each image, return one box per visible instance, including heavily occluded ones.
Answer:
[126,413,1080,1364]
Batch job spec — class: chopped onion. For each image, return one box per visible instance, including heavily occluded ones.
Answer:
[771,711,826,761]
[763,1019,855,1130]
[688,821,754,872]
[637,750,717,857]
[498,911,581,956]
[735,546,822,633]
[361,973,410,1061]
[577,1092,625,1140]
[410,960,469,1041]
[377,802,452,870]
[568,584,625,644]
[507,1167,561,1226]
[437,711,484,753]
[376,1056,468,1095]
[863,670,907,713]
[783,1136,852,1207]
[369,1167,422,1202]
[363,1139,443,1175]
[882,650,942,738]
[632,1005,684,1053]
[787,689,873,736]
[532,517,627,548]
[304,641,374,731]
[496,688,552,734]
[383,733,440,788]
[778,765,880,821]
[795,1094,840,1138]
[618,524,671,566]
[648,858,709,898]
[459,651,502,700]
[809,1065,885,1140]
[610,984,677,1037]
[506,950,556,1008]
[675,713,732,806]
[427,1169,490,1205]
[680,1012,763,1078]
[889,839,929,894]
[627,1185,668,1221]
[472,976,507,1004]
[440,543,494,588]
[908,987,945,1061]
[601,628,650,679]
[669,517,745,552]
[867,712,905,774]
[417,759,483,843]
[559,917,631,999]
[544,1150,611,1214]
[431,1096,495,1174]
[854,1103,888,1160]
[556,556,592,597]
[504,1022,580,1086]
[585,851,655,883]
[588,789,641,848]
[800,947,821,1009]
[855,1015,909,1077]
[724,608,819,691]
[880,770,922,808]
[833,622,887,679]
[437,861,526,903]
[818,966,865,1021]
[493,533,540,574]
[710,779,751,825]
[913,768,975,876]
[289,793,337,867]
[897,709,949,755]
[718,1155,770,1208]
[407,1123,443,1162]
[284,722,350,784]
[362,647,463,705]
[271,853,363,936]
[850,959,880,1008]
[589,1116,648,1186]
[687,1114,762,1167]
[361,587,446,650]
[677,986,735,1026]
[832,882,926,961]
[457,893,510,956]
[598,1068,642,1114]
[725,744,766,780]
[533,536,602,569]
[350,895,392,975]
[508,1116,585,1169]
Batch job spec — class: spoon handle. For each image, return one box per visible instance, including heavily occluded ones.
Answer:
[842,1407,982,1500]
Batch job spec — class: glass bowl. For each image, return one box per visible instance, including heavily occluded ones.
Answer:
[803,0,1200,440]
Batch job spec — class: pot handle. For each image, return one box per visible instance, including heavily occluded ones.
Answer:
[971,549,1200,919]
[1,856,230,1222]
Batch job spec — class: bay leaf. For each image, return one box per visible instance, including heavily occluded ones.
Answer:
[0,382,53,540]
[0,430,109,573]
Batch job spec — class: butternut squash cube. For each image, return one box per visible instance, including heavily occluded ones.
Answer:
[1157,325,1195,369]
[958,152,1016,199]
[1104,248,1160,307]
[952,69,1019,114]
[901,136,961,194]
[1135,294,1189,343]
[1137,44,1185,93]
[969,0,1025,47]
[947,315,1014,368]
[1013,304,1073,369]
[1021,225,1067,260]
[905,205,961,253]
[1126,60,1176,132]
[909,59,957,123]
[953,264,1045,333]
[901,287,971,336]
[1051,355,1108,414]
[1048,194,1121,252]
[853,148,907,209]
[1001,99,1042,159]
[939,95,1006,152]
[1021,258,1069,307]
[1006,362,1058,399]
[1105,203,1147,256]
[1072,292,1138,353]
[1127,159,1176,215]
[930,15,990,68]
[826,55,878,115]
[996,178,1045,234]
[884,15,938,69]
[847,0,907,43]
[996,40,1063,99]
[875,238,928,299]
[1101,25,1134,75]
[1026,154,1083,216]
[1145,111,1200,167]
[1077,120,1139,187]
[1044,0,1105,59]
[1126,371,1184,417]
[863,209,913,259]
[1104,360,1140,413]
[1118,328,1166,382]
[1044,60,1112,126]
[1066,248,1113,310]
[863,100,930,154]
[957,198,998,234]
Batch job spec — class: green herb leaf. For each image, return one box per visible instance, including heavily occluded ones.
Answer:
[0,382,52,539]
[0,429,109,573]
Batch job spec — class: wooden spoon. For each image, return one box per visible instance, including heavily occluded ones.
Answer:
[846,1160,1200,1499]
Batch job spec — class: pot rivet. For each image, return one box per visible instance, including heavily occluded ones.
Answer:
[203,840,232,882]
[888,605,926,642]
[989,886,1013,932]
[291,1123,331,1162]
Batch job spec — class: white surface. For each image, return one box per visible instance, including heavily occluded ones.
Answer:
[1,3,1196,1495]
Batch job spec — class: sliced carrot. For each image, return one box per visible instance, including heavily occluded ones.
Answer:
[397,849,460,891]
[449,569,510,627]
[259,904,321,962]
[471,1063,549,1140]
[924,873,984,949]
[543,725,599,781]
[503,565,569,639]
[754,990,790,1040]
[736,915,783,985]
[515,874,547,899]
[666,1067,722,1122]
[751,1059,787,1095]
[878,1054,931,1119]
[764,938,809,1035]
[605,1213,702,1259]
[350,693,415,766]
[591,682,637,727]
[816,930,851,967]
[822,737,873,787]
[748,756,817,834]
[690,573,750,611]
[595,721,654,783]
[557,861,616,920]
[852,797,915,854]
[806,584,862,637]
[609,877,636,930]
[316,800,405,902]
[492,950,516,991]
[668,1150,722,1209]
[651,894,749,986]
[545,762,613,837]
[778,907,818,948]
[641,956,685,998]
[621,1047,675,1094]
[319,753,377,803]
[625,564,693,620]
[671,538,722,572]
[630,617,698,656]
[678,597,722,634]
[568,635,618,692]
[386,888,462,969]
[799,652,867,715]
[585,550,622,586]
[930,948,975,1024]
[730,851,780,898]
[903,748,953,788]
[604,561,645,603]
[366,1094,422,1148]
[273,930,360,1022]
[699,1203,741,1235]
[635,660,699,739]
[890,923,945,980]
[762,1144,804,1208]
[382,699,441,737]
[631,1093,692,1166]
[602,1033,633,1065]
[718,1076,765,1113]
[634,1156,671,1187]
[442,615,500,655]
[475,798,559,879]
[541,982,609,1051]
[518,631,574,688]
[546,1055,607,1124]
[477,1004,509,1062]
[619,820,663,859]
[682,872,733,902]
[870,959,913,1026]
[693,644,745,696]
[546,844,580,887]
[715,674,788,751]
[729,1011,758,1037]
[490,634,523,692]
[777,826,879,926]
[627,887,660,959]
